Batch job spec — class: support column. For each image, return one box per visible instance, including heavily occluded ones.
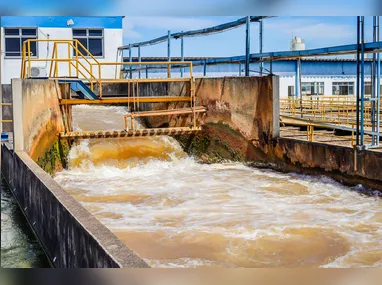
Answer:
[203,59,207,76]
[245,16,250,76]
[259,19,263,76]
[360,16,365,145]
[181,33,184,77]
[371,16,377,145]
[356,16,361,146]
[295,59,301,98]
[377,16,381,145]
[167,30,171,78]
[138,45,141,79]
[129,44,132,79]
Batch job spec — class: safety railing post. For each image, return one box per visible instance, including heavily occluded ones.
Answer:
[68,42,72,77]
[76,40,79,77]
[28,40,31,77]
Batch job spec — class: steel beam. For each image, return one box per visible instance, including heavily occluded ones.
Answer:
[245,16,250,76]
[118,17,269,50]
[60,96,192,105]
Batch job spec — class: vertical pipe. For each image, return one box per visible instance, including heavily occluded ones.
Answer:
[360,16,365,145]
[138,45,141,79]
[167,30,171,78]
[295,59,301,98]
[259,20,263,76]
[371,16,377,145]
[239,62,242,76]
[356,16,361,146]
[146,66,148,79]
[203,59,207,76]
[181,33,184,77]
[129,44,132,79]
[377,16,381,145]
[245,16,250,76]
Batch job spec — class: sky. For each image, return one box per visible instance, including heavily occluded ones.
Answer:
[0,0,380,58]
[122,16,377,58]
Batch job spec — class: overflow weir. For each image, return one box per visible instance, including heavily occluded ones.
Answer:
[1,38,382,268]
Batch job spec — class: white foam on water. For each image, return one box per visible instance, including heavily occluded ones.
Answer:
[54,105,382,268]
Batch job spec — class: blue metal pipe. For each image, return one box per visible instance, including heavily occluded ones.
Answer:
[167,30,171,78]
[356,16,361,146]
[203,59,207,76]
[245,16,250,76]
[138,45,141,79]
[377,16,381,145]
[129,44,132,79]
[360,16,365,145]
[259,20,263,76]
[181,34,184,77]
[119,16,269,50]
[371,16,377,145]
[295,59,301,97]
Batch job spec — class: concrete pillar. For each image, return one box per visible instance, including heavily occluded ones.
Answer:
[11,79,24,152]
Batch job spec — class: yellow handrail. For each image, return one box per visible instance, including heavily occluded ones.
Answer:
[21,39,194,99]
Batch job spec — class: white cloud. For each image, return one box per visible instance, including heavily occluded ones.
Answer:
[266,18,354,40]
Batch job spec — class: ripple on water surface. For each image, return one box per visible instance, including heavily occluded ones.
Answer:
[53,105,382,268]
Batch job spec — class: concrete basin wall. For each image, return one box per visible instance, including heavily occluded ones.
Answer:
[2,144,149,268]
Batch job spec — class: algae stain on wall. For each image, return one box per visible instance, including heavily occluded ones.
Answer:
[37,139,70,175]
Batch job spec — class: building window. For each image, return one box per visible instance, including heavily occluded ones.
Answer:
[4,28,37,57]
[288,86,295,96]
[301,82,324,96]
[332,82,354,95]
[72,29,103,57]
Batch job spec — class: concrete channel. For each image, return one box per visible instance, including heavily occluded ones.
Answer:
[1,76,381,267]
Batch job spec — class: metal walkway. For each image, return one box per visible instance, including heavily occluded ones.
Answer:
[20,39,205,138]
[59,127,202,139]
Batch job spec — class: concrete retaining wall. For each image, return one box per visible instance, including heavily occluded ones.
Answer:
[1,144,150,268]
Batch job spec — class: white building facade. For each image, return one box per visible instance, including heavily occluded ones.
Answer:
[1,16,123,84]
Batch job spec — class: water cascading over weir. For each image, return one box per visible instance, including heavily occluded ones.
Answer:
[1,39,381,268]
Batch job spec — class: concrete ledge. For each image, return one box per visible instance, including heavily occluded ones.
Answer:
[1,144,150,268]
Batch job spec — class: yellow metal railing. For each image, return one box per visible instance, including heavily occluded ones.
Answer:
[21,39,194,99]
[280,95,381,128]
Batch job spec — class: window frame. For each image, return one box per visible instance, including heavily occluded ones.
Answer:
[72,28,104,58]
[332,81,355,96]
[301,82,325,96]
[4,27,38,58]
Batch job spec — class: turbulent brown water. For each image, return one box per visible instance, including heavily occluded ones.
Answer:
[54,105,382,268]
